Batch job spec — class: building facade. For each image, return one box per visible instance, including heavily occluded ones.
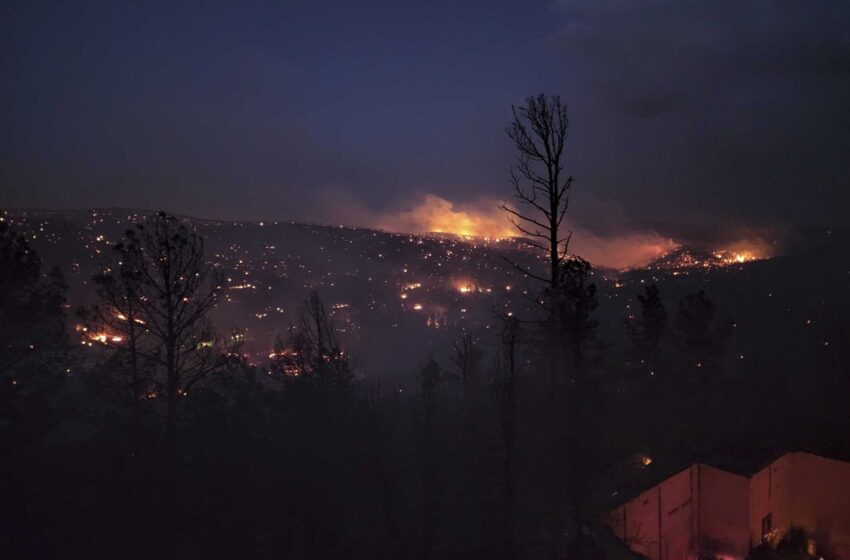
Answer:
[749,452,850,559]
[610,452,850,560]
[610,463,750,560]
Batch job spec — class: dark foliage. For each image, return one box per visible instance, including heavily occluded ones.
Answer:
[1,209,848,560]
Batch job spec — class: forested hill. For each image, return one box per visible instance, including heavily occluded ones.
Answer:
[4,208,848,391]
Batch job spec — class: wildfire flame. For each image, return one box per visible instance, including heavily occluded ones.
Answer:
[454,279,477,293]
[712,239,773,265]
[379,195,516,238]
[76,324,124,346]
[453,278,492,294]
[374,194,781,270]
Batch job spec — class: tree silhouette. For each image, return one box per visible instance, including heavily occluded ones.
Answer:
[501,94,577,560]
[416,357,444,560]
[0,219,67,434]
[80,238,153,435]
[116,212,234,444]
[627,284,668,375]
[555,257,599,374]
[554,256,598,560]
[501,93,573,291]
[273,290,351,394]
[489,316,521,560]
[626,284,669,452]
[451,331,483,400]
[0,220,70,558]
[674,290,733,382]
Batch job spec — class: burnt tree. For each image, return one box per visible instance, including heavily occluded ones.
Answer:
[501,93,572,291]
[501,94,579,559]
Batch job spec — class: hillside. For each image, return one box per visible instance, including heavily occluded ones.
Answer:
[4,208,848,385]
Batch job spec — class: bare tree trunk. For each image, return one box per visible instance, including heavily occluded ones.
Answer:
[96,213,226,560]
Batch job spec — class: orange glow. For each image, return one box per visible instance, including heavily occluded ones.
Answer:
[453,278,491,294]
[76,324,124,345]
[89,331,122,344]
[379,195,516,238]
[115,312,145,325]
[269,347,302,376]
[572,231,679,270]
[710,238,774,266]
[454,279,477,294]
[372,194,780,271]
[713,248,764,265]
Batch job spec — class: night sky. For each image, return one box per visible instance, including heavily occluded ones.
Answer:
[2,1,849,238]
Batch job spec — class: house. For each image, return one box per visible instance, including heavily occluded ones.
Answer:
[610,452,850,560]
[749,452,850,559]
[609,463,750,560]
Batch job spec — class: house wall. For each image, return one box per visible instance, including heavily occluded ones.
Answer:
[698,464,750,559]
[749,453,794,546]
[749,452,850,559]
[610,465,749,560]
[661,465,696,560]
[613,453,850,560]
[611,478,665,560]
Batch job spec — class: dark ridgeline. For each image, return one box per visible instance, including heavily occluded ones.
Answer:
[1,101,849,560]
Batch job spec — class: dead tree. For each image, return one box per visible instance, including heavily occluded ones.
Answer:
[501,94,574,559]
[501,93,572,291]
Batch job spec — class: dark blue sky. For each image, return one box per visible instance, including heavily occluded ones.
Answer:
[2,0,848,234]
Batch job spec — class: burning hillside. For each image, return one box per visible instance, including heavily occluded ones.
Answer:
[640,241,774,274]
